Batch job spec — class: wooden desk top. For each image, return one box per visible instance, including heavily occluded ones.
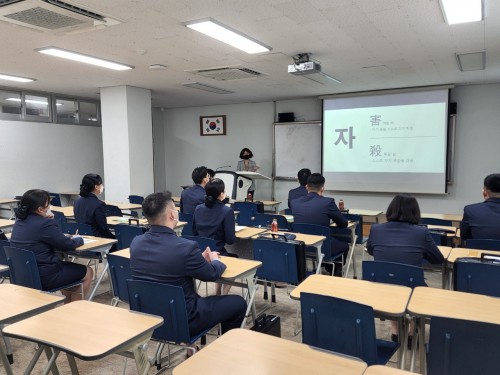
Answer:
[3,300,163,360]
[218,256,261,279]
[290,275,412,316]
[75,236,117,252]
[107,216,148,226]
[235,226,268,239]
[59,192,80,196]
[0,284,64,324]
[347,209,384,217]
[172,196,181,202]
[111,248,130,258]
[0,198,18,205]
[438,246,453,259]
[0,264,7,272]
[427,224,457,237]
[173,328,367,375]
[259,231,326,246]
[421,212,462,223]
[407,286,500,324]
[446,247,492,263]
[0,218,15,229]
[364,365,414,375]
[50,206,74,217]
[104,201,142,211]
[233,200,281,206]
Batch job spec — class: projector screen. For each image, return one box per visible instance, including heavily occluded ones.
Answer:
[323,89,449,194]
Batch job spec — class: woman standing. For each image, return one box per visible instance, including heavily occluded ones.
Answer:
[236,147,259,198]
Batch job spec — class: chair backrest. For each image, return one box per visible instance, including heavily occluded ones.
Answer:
[0,240,10,278]
[64,222,93,235]
[4,246,43,289]
[464,239,500,251]
[301,292,379,365]
[292,223,334,262]
[420,218,453,226]
[428,317,500,375]
[362,261,426,288]
[52,211,68,232]
[430,231,447,246]
[127,279,190,343]
[343,213,363,244]
[49,193,62,207]
[233,202,261,226]
[105,204,123,217]
[284,208,292,215]
[254,213,290,231]
[252,237,302,284]
[182,235,217,252]
[128,195,144,204]
[115,224,146,250]
[179,212,193,236]
[454,259,500,297]
[107,254,131,303]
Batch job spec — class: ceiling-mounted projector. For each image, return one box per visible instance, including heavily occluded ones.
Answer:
[287,61,322,75]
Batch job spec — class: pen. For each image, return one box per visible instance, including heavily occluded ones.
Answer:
[75,229,79,236]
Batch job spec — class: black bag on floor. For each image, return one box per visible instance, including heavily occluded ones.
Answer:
[250,313,281,337]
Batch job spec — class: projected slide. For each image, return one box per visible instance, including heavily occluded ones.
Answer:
[323,89,449,194]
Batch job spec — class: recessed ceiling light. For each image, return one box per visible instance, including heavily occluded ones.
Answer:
[0,73,35,83]
[36,47,133,71]
[183,82,234,94]
[439,0,483,25]
[455,51,486,71]
[184,18,271,54]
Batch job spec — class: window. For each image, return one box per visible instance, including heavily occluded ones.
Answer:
[79,100,99,125]
[24,93,50,122]
[55,98,78,124]
[0,89,22,120]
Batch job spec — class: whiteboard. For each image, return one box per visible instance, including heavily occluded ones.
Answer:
[274,122,322,179]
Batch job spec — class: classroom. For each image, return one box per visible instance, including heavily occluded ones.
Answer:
[1,1,500,374]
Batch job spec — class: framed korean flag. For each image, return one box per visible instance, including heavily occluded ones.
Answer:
[200,115,226,136]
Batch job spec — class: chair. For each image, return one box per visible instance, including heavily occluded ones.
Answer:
[428,317,500,375]
[331,226,358,278]
[454,258,500,297]
[52,210,68,232]
[64,222,93,235]
[48,193,62,207]
[4,246,83,294]
[254,213,290,231]
[420,218,453,226]
[362,261,426,288]
[343,213,366,245]
[284,208,292,215]
[107,253,131,306]
[301,292,399,365]
[179,212,193,236]
[233,202,262,226]
[127,279,216,370]
[181,235,217,252]
[292,223,344,276]
[115,224,147,250]
[128,195,144,204]
[105,204,123,217]
[464,239,500,251]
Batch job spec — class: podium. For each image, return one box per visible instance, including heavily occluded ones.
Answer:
[215,171,271,200]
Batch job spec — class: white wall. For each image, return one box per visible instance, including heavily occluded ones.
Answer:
[0,120,103,197]
[154,83,500,215]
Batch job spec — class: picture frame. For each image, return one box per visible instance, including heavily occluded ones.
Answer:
[200,115,226,136]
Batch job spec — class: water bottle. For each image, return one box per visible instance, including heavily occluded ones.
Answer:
[271,218,278,232]
[339,199,345,211]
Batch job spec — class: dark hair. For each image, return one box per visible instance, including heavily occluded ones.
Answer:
[142,191,173,221]
[307,173,325,191]
[239,148,253,159]
[80,174,102,197]
[386,194,421,224]
[14,189,50,220]
[298,168,311,186]
[192,166,208,184]
[207,169,216,179]
[204,178,225,208]
[484,174,500,194]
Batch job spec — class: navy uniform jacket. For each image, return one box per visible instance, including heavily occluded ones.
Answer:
[73,193,115,238]
[192,201,236,251]
[130,226,226,323]
[288,185,307,208]
[460,197,500,241]
[180,184,206,214]
[367,221,444,266]
[10,214,83,277]
[291,192,348,228]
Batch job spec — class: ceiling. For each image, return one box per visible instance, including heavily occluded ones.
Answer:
[0,0,498,109]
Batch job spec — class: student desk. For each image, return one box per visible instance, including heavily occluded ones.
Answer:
[407,287,500,373]
[364,365,414,375]
[58,192,80,206]
[64,236,117,300]
[442,247,491,289]
[112,248,262,328]
[348,209,384,224]
[235,226,268,239]
[0,219,15,232]
[421,212,462,227]
[173,328,367,375]
[0,284,65,375]
[291,274,412,368]
[3,300,163,375]
[105,216,186,235]
[0,198,18,220]
[50,205,75,218]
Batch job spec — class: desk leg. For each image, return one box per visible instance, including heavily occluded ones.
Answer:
[66,354,79,374]
[88,261,109,301]
[131,343,151,375]
[0,334,14,375]
[397,315,407,369]
[41,348,61,375]
[241,275,258,327]
[315,245,324,275]
[418,317,426,374]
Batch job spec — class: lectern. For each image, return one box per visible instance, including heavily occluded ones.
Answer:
[215,171,271,200]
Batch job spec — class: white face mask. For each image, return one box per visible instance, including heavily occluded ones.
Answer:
[45,208,53,217]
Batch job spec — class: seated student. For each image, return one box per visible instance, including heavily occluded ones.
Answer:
[288,168,311,208]
[180,166,210,214]
[207,168,216,181]
[460,173,500,242]
[10,189,93,302]
[291,173,348,276]
[130,191,246,354]
[367,194,444,346]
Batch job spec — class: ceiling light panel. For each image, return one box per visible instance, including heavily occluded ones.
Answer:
[0,73,35,82]
[439,0,483,24]
[183,82,234,94]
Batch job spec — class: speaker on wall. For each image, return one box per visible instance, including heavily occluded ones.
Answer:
[278,112,294,122]
[449,102,457,115]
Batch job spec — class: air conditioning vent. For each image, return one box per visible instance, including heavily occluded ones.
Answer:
[0,0,118,32]
[187,66,264,81]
